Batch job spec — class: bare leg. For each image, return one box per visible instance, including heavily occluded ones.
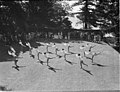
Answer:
[14,59,18,67]
[91,52,106,67]
[55,49,63,58]
[79,60,93,75]
[46,56,62,73]
[46,46,53,54]
[89,45,96,52]
[12,59,26,71]
[85,52,101,63]
[64,54,77,65]
[47,65,62,73]
[68,46,75,54]
[46,57,55,67]
[91,55,94,63]
[79,60,88,68]
[46,58,49,67]
[37,59,47,65]
[29,48,35,58]
[37,52,47,65]
[81,60,88,67]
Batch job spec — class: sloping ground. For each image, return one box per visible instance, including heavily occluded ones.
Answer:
[0,41,119,91]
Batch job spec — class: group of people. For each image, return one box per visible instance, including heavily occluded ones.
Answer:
[7,40,106,75]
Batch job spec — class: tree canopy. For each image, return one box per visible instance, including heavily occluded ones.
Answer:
[0,0,71,35]
[71,0,119,30]
[0,0,119,44]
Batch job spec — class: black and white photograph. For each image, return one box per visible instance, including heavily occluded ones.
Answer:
[0,0,119,91]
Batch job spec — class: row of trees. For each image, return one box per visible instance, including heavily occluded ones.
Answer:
[0,0,119,45]
[71,0,119,34]
[0,0,72,44]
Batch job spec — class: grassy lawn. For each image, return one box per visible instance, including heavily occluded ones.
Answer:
[0,39,119,91]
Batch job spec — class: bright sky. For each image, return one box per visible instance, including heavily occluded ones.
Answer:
[62,0,83,29]
[60,0,83,29]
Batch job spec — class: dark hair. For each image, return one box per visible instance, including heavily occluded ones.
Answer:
[44,52,46,54]
[78,54,81,56]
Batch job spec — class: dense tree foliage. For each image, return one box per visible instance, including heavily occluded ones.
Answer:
[0,0,71,44]
[0,0,119,47]
[70,0,119,48]
[71,0,119,30]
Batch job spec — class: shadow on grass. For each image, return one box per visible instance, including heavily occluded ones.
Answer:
[0,40,48,63]
[0,85,12,91]
[0,43,29,63]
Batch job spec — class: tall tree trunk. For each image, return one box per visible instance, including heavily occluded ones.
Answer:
[84,0,88,29]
